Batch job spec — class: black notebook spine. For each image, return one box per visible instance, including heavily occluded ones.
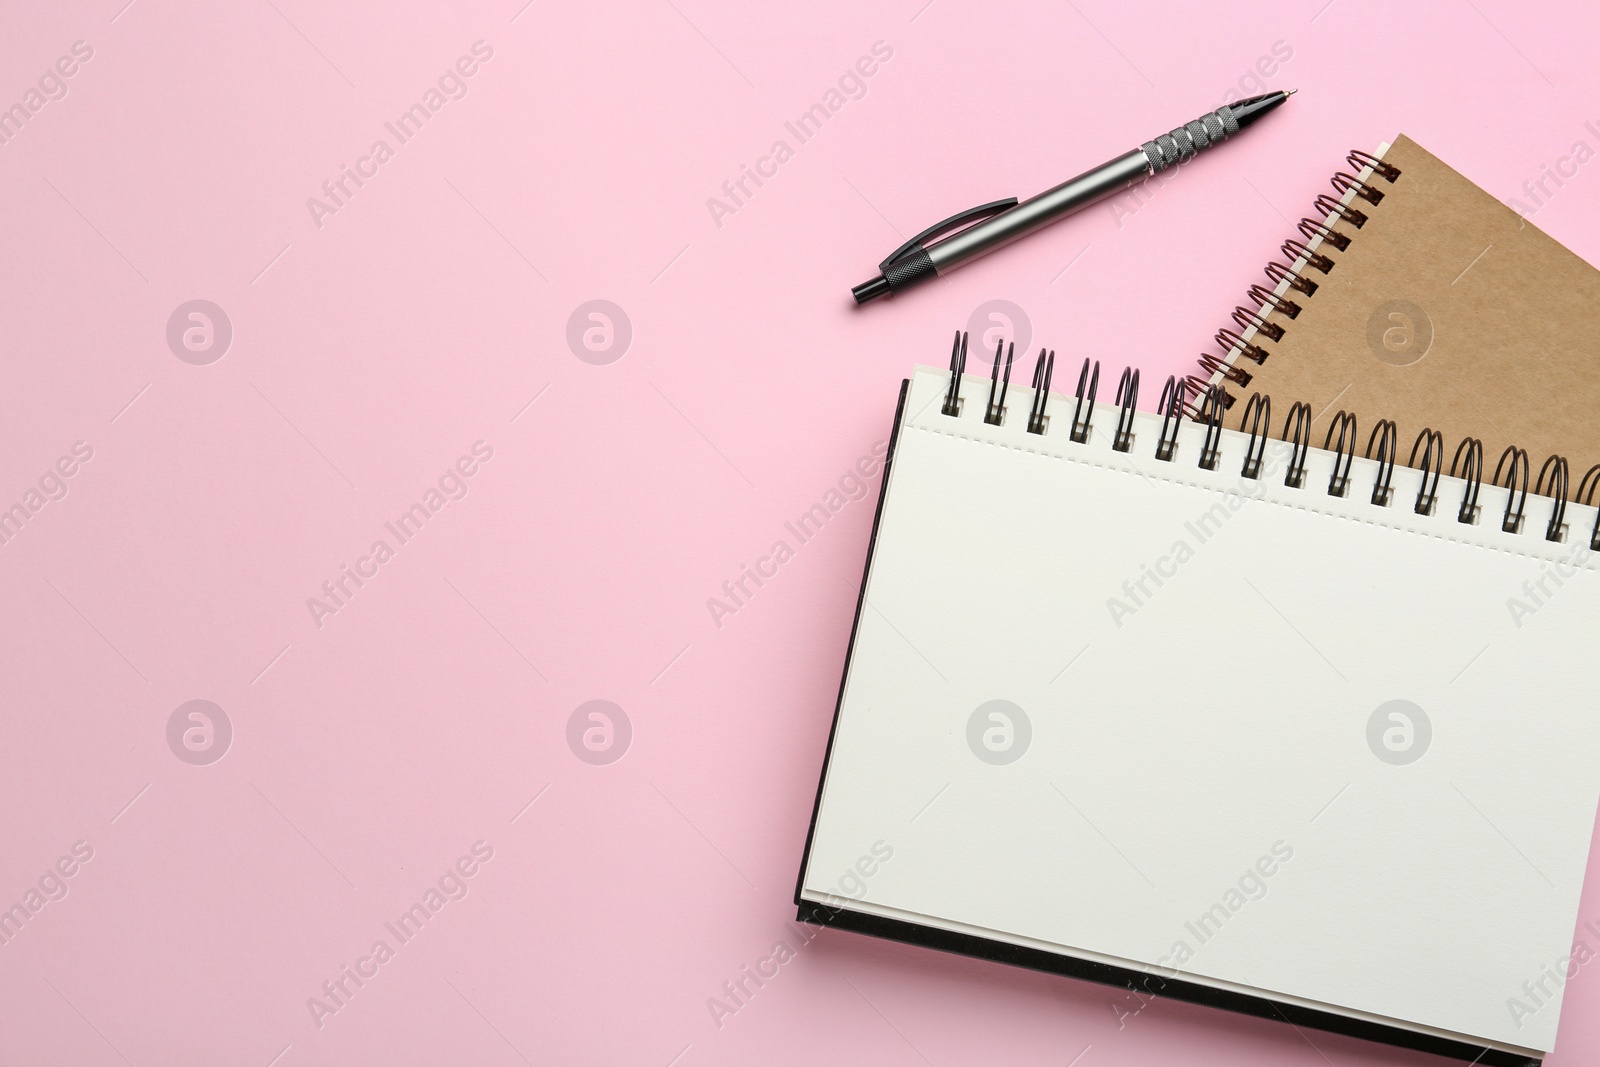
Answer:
[794,902,1542,1067]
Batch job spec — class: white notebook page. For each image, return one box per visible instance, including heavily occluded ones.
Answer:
[802,365,1600,1055]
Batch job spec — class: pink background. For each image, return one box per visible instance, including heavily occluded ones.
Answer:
[3,0,1599,1063]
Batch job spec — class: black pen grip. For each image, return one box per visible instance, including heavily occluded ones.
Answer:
[883,248,937,294]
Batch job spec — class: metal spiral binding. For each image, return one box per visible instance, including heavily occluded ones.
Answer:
[1113,369,1140,452]
[942,330,968,416]
[1070,358,1100,444]
[1217,328,1268,364]
[1196,385,1225,471]
[1027,349,1054,435]
[1233,306,1284,342]
[1451,438,1485,524]
[1537,457,1569,542]
[1240,393,1271,480]
[1282,402,1312,488]
[1280,239,1334,274]
[1576,466,1600,549]
[1189,147,1406,406]
[1197,351,1252,386]
[1297,217,1350,251]
[1155,377,1187,462]
[1348,148,1400,182]
[1247,285,1301,319]
[1182,376,1216,412]
[934,331,1585,550]
[1264,261,1318,296]
[1330,173,1386,204]
[985,340,1014,426]
[1324,412,1357,498]
[1311,194,1366,229]
[1190,146,1401,404]
[1492,446,1529,534]
[1410,429,1445,516]
[1366,420,1398,506]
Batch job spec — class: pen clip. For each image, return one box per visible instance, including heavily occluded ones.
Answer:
[879,197,1018,269]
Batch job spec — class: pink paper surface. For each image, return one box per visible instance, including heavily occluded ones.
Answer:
[3,1,1598,1063]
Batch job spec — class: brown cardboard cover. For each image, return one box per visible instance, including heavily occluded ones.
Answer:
[1222,134,1600,488]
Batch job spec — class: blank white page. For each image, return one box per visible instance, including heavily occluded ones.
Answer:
[802,365,1600,1055]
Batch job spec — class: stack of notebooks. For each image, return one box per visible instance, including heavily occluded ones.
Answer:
[797,135,1600,1066]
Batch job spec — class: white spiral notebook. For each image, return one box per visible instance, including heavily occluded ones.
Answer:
[796,357,1600,1065]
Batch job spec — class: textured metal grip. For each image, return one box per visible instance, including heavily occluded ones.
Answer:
[882,247,937,293]
[1140,106,1240,174]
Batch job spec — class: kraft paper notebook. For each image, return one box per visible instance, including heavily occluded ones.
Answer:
[1192,134,1600,477]
[796,359,1600,1065]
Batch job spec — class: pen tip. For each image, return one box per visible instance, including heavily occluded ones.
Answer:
[1285,88,1298,95]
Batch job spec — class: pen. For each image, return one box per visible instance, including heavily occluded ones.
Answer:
[851,91,1295,304]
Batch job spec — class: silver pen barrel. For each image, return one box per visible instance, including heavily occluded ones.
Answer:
[926,149,1150,274]
[851,93,1289,304]
[927,103,1242,276]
